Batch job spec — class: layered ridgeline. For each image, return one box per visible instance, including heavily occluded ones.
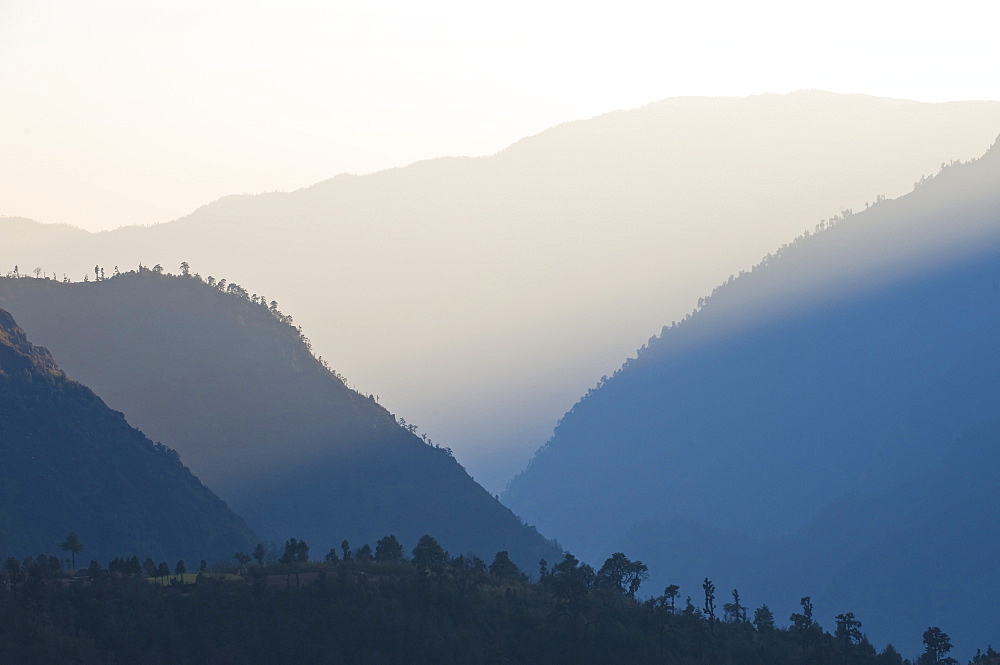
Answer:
[0,308,255,563]
[504,138,1000,648]
[0,272,559,570]
[5,91,1000,491]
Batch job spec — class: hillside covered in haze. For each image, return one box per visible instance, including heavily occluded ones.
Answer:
[504,137,1000,653]
[0,270,559,570]
[4,91,1000,491]
[0,307,255,563]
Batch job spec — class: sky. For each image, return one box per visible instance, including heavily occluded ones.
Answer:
[3,0,1000,232]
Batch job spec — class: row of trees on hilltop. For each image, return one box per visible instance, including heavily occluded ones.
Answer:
[2,533,207,590]
[1,260,348,377]
[1,531,986,664]
[6,261,291,320]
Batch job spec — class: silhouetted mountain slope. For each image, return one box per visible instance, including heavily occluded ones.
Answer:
[0,307,255,563]
[4,92,1000,492]
[604,423,1000,658]
[804,422,1000,657]
[0,272,559,569]
[505,136,1000,562]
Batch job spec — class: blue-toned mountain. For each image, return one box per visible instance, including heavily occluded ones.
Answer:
[0,307,256,563]
[506,137,1000,559]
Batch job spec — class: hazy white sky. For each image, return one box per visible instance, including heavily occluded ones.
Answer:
[2,0,999,231]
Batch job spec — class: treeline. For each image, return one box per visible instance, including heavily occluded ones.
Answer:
[3,261,321,365]
[1,534,987,665]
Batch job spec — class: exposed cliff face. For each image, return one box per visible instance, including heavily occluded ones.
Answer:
[0,306,256,564]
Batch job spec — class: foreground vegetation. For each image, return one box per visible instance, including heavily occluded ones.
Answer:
[2,535,990,665]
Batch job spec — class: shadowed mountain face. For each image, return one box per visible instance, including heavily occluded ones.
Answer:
[807,423,1000,658]
[4,91,1000,491]
[604,423,1000,659]
[0,272,560,570]
[0,307,256,564]
[502,138,1000,653]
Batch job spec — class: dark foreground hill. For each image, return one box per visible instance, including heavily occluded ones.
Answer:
[1,551,956,665]
[0,307,255,564]
[0,271,559,570]
[504,138,1000,651]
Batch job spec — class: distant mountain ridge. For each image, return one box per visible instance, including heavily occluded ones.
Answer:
[0,307,256,563]
[0,271,560,570]
[4,91,1000,491]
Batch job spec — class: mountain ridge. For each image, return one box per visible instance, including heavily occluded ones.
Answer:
[6,92,1000,491]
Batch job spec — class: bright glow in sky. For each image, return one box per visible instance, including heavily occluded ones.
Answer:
[3,0,1000,231]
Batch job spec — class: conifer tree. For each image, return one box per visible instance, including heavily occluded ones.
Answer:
[375,535,404,563]
[702,578,716,627]
[59,532,84,569]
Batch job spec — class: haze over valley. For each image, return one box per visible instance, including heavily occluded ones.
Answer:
[5,2,1000,661]
[6,92,1000,492]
